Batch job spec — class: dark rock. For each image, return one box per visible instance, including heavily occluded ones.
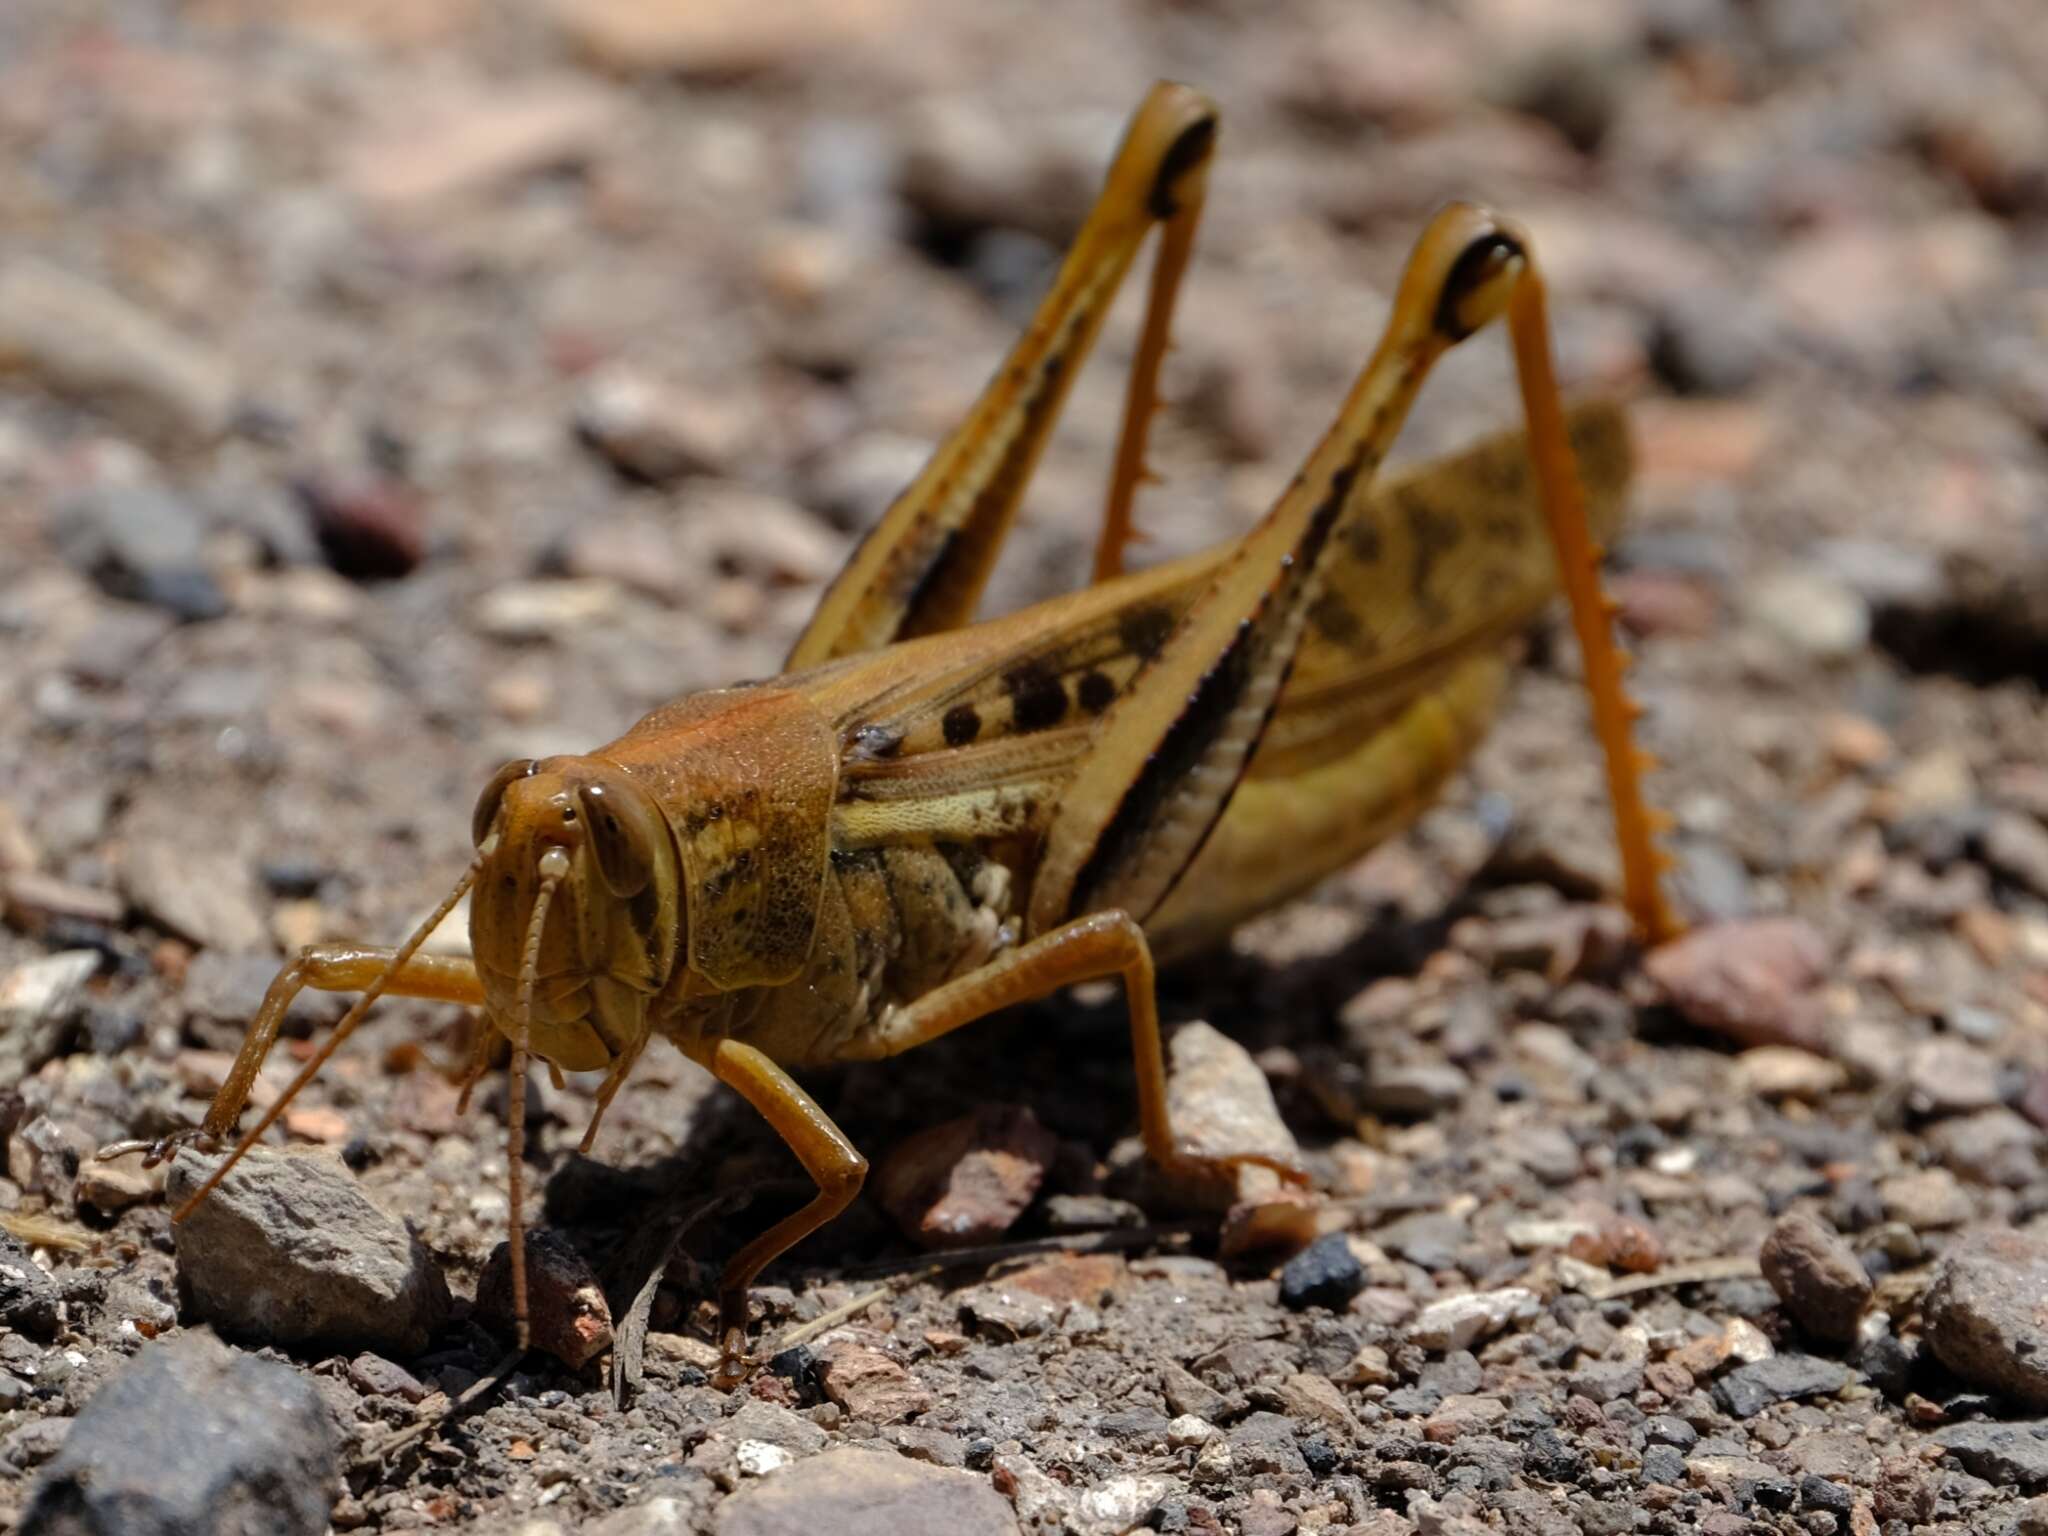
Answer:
[1800,1475,1854,1515]
[293,475,426,580]
[1929,1421,2048,1489]
[1853,1326,1920,1401]
[1645,1415,1697,1449]
[1650,289,1768,397]
[476,1230,614,1369]
[1712,1355,1854,1419]
[1226,1412,1306,1477]
[1922,1228,2048,1408]
[0,1231,62,1341]
[1759,1211,1872,1344]
[49,486,226,622]
[1642,1444,1687,1485]
[1280,1233,1366,1312]
[873,1103,1057,1249]
[167,1146,449,1357]
[714,1443,1019,1535]
[1523,1426,1585,1483]
[1565,1359,1644,1403]
[19,1332,338,1536]
[1375,1212,1469,1272]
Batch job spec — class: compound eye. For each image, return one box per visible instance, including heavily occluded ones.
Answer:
[471,759,534,848]
[579,780,657,898]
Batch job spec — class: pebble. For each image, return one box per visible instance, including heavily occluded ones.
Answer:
[1648,288,1769,397]
[343,80,620,217]
[1759,1211,1871,1344]
[473,577,623,640]
[553,0,909,78]
[1423,1393,1507,1443]
[1160,1019,1301,1207]
[0,1232,61,1341]
[1877,1168,1973,1230]
[1985,812,2048,900]
[1408,1288,1539,1353]
[1929,1421,2048,1490]
[1735,1046,1845,1102]
[1643,917,1830,1050]
[167,1146,450,1357]
[48,486,227,621]
[1712,1354,1854,1418]
[293,474,426,580]
[77,1152,166,1215]
[1922,1228,2048,1409]
[121,843,267,953]
[1744,566,1871,661]
[713,1444,1018,1536]
[813,1337,932,1425]
[575,364,744,484]
[1903,1038,2002,1118]
[0,950,99,1083]
[18,1333,338,1536]
[1279,1232,1367,1312]
[1361,1058,1471,1117]
[0,260,236,444]
[1926,1107,2040,1187]
[873,1103,1056,1248]
[476,1230,614,1369]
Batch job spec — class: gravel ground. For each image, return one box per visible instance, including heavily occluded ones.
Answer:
[3,1,2048,1533]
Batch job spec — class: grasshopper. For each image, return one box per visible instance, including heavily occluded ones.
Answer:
[135,82,1677,1383]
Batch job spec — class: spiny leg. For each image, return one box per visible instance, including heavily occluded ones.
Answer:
[787,80,1217,667]
[858,910,1304,1185]
[704,1039,868,1386]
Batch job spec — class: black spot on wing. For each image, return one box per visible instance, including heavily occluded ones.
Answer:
[1077,669,1117,715]
[1004,661,1068,733]
[1117,605,1175,662]
[941,704,982,746]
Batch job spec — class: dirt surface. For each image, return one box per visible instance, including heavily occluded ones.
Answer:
[4,2,2048,1533]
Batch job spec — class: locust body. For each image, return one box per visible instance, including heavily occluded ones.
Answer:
[130,82,1677,1383]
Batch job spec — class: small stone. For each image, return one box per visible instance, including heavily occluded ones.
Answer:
[1279,1233,1366,1312]
[575,364,744,484]
[1923,1228,2048,1409]
[1642,1444,1688,1485]
[873,1104,1056,1249]
[7,1115,96,1210]
[1903,1038,2002,1118]
[554,0,911,77]
[1361,1058,1470,1117]
[1985,813,2048,900]
[1759,1212,1872,1345]
[1735,1046,1846,1102]
[1745,566,1870,661]
[1423,1393,1507,1442]
[1927,1107,2039,1187]
[18,1333,337,1536]
[0,260,235,444]
[0,950,99,1083]
[293,475,426,580]
[1712,1355,1853,1419]
[1878,1167,1973,1230]
[713,1444,1018,1536]
[1929,1421,2048,1489]
[476,1230,614,1369]
[49,486,226,621]
[167,1146,450,1357]
[1409,1288,1539,1353]
[342,80,619,217]
[77,1153,166,1215]
[1160,1019,1301,1206]
[1644,918,1830,1049]
[122,843,267,953]
[813,1337,932,1424]
[348,1353,429,1403]
[0,1232,61,1341]
[473,578,622,640]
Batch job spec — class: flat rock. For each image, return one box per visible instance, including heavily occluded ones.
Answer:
[168,1146,449,1357]
[1712,1354,1854,1419]
[19,1332,338,1536]
[814,1336,933,1424]
[873,1103,1056,1249]
[0,950,99,1084]
[1409,1288,1539,1352]
[121,843,267,953]
[1903,1038,2003,1118]
[1644,918,1830,1050]
[1923,1228,2048,1408]
[1929,1421,2048,1489]
[1759,1211,1871,1344]
[0,260,235,444]
[49,487,226,622]
[713,1445,1019,1536]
